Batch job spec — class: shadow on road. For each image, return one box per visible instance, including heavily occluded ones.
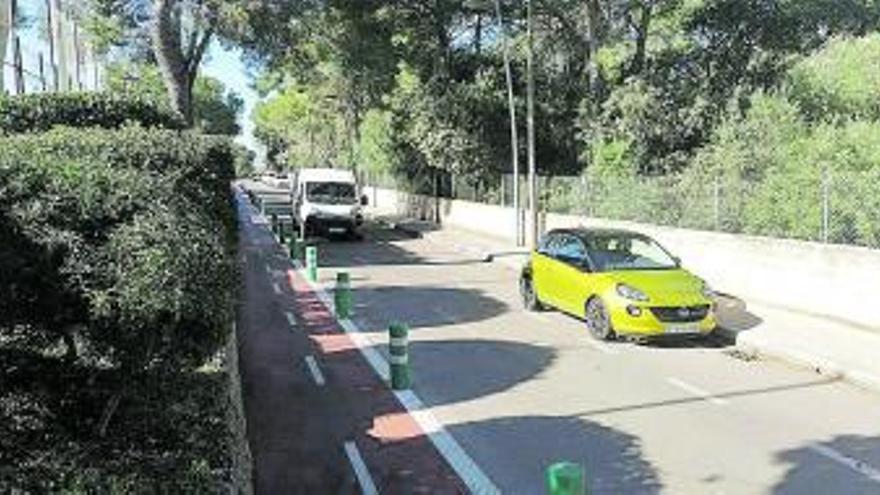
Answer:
[396,339,557,407]
[352,284,509,331]
[572,377,839,418]
[447,415,663,494]
[715,292,763,333]
[773,434,880,494]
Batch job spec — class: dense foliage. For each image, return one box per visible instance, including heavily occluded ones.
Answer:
[0,92,182,134]
[236,2,880,246]
[240,1,880,202]
[0,93,237,490]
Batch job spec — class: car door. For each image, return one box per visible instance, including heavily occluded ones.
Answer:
[554,235,595,315]
[531,233,562,307]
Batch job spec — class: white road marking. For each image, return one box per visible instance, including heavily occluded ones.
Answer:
[285,311,297,329]
[666,377,729,406]
[265,264,273,276]
[272,282,282,295]
[809,444,880,484]
[344,441,378,495]
[294,261,500,494]
[524,311,618,355]
[304,355,326,386]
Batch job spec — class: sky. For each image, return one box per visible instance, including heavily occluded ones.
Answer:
[202,42,262,158]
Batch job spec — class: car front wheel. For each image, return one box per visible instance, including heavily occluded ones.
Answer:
[585,297,615,341]
[520,276,544,312]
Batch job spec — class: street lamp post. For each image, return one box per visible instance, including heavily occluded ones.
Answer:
[493,0,522,246]
[526,0,539,249]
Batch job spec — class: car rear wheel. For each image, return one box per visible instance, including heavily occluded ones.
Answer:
[585,297,615,341]
[520,276,544,312]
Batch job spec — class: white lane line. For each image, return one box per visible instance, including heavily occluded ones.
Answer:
[285,311,298,329]
[272,282,282,295]
[666,377,729,406]
[304,355,326,387]
[524,311,618,355]
[809,444,880,484]
[293,262,500,494]
[344,441,379,495]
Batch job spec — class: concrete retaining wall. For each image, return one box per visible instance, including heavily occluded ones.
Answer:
[365,186,880,331]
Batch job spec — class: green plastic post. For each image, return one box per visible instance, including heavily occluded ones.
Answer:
[546,462,586,495]
[306,246,318,282]
[288,231,298,260]
[389,322,411,390]
[334,272,352,318]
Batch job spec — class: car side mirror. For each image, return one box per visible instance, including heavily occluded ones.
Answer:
[360,194,369,206]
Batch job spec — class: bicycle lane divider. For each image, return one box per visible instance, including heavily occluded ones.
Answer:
[285,264,500,494]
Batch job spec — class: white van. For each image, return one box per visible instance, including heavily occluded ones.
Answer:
[291,168,366,238]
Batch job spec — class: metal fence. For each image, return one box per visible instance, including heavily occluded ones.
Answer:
[366,168,880,249]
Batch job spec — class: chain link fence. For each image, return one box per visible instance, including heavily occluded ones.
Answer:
[365,168,880,249]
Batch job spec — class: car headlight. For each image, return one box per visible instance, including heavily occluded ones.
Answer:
[616,283,649,302]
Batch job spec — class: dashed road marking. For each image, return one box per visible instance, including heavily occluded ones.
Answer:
[285,311,298,329]
[304,355,326,387]
[344,441,379,495]
[809,444,880,484]
[272,282,282,295]
[666,377,729,406]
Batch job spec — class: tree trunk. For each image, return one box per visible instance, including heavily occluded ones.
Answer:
[151,0,213,126]
[631,2,653,77]
[585,0,603,96]
[0,0,9,94]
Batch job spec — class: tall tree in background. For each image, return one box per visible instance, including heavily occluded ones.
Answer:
[150,0,216,124]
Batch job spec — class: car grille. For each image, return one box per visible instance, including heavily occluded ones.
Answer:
[650,305,710,323]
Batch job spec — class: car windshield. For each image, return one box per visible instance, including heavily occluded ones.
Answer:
[306,181,356,205]
[583,233,678,271]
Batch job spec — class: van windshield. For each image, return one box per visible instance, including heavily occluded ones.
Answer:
[306,182,356,205]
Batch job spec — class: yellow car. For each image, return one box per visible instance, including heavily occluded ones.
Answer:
[520,228,717,341]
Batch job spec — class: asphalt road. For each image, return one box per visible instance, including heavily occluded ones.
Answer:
[306,222,880,494]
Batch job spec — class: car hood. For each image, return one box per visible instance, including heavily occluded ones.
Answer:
[607,269,708,306]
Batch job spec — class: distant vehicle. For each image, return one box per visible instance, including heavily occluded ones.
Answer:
[290,168,367,239]
[520,228,717,341]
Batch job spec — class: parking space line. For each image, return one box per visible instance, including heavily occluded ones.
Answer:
[666,377,729,406]
[344,441,379,495]
[809,444,880,484]
[304,356,326,387]
[285,311,297,329]
[272,282,282,295]
[524,311,619,355]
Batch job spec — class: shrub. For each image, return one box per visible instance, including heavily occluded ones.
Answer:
[0,125,237,370]
[787,34,880,122]
[0,92,183,135]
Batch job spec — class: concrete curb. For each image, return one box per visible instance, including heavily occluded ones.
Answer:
[719,326,880,394]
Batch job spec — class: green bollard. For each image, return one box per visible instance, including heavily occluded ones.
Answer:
[306,246,318,282]
[334,272,352,318]
[288,231,298,260]
[546,462,586,495]
[389,322,411,390]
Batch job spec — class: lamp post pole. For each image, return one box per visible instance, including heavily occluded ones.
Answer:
[526,0,538,249]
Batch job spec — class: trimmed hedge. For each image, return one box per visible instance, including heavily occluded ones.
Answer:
[0,125,237,368]
[0,92,183,135]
